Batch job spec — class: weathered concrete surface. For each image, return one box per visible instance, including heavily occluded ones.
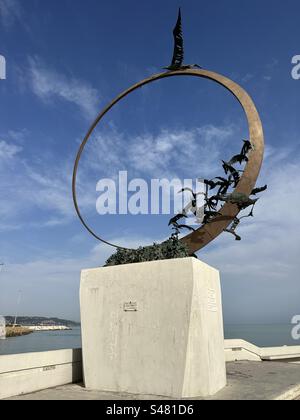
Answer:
[215,361,300,400]
[7,362,300,400]
[0,349,82,400]
[80,258,226,398]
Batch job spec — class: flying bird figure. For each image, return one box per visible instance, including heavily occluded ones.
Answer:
[222,161,241,185]
[178,187,205,214]
[239,209,255,220]
[251,185,268,196]
[241,140,253,157]
[168,213,196,235]
[228,153,249,166]
[164,8,202,71]
[216,192,259,211]
[176,224,196,232]
[224,218,242,241]
[176,188,207,226]
[205,195,220,211]
[168,213,187,227]
[203,179,218,190]
[167,138,265,238]
[215,177,235,195]
[178,188,205,200]
[204,177,235,195]
[224,208,255,241]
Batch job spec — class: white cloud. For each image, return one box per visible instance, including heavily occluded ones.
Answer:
[128,125,235,177]
[87,124,236,180]
[28,57,100,119]
[7,129,28,143]
[0,139,22,159]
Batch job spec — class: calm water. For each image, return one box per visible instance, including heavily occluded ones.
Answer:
[0,324,298,355]
[0,327,81,355]
[224,324,299,347]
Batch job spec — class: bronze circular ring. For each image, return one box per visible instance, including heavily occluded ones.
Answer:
[72,69,264,254]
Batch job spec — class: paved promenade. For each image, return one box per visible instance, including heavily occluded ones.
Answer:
[8,361,300,400]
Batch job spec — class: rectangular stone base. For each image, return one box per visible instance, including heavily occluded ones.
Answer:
[80,257,226,398]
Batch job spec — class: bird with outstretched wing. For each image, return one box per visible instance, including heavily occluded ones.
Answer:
[164,8,202,71]
[241,140,253,156]
[228,153,249,166]
[171,8,184,68]
[251,185,268,196]
[168,213,187,227]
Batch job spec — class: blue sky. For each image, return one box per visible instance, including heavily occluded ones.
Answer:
[0,0,300,325]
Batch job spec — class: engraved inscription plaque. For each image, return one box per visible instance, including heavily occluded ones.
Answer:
[124,302,138,312]
[43,365,57,372]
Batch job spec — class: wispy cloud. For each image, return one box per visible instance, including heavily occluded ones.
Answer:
[239,59,279,85]
[87,124,236,180]
[242,73,254,83]
[201,145,300,323]
[0,0,21,29]
[0,123,236,233]
[1,125,300,323]
[0,235,157,319]
[28,57,100,119]
[0,131,73,227]
[128,125,235,178]
[0,139,22,159]
[0,128,99,231]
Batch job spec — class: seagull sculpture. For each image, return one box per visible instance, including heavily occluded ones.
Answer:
[241,140,253,156]
[224,218,242,241]
[163,8,202,71]
[251,185,268,196]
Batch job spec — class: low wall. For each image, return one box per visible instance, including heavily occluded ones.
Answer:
[23,326,71,331]
[0,348,82,400]
[1,341,300,400]
[225,339,300,363]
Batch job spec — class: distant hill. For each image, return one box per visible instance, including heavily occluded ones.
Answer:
[4,316,80,327]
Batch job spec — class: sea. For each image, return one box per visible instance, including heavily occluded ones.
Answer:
[0,324,299,356]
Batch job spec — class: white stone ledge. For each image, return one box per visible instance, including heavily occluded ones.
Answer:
[0,348,82,400]
[225,339,300,362]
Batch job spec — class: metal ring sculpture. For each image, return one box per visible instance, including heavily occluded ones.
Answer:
[72,69,264,254]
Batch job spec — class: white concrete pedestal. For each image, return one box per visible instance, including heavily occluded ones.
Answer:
[80,257,226,398]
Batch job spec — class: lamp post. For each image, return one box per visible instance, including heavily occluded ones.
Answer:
[13,290,22,328]
[0,264,5,338]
